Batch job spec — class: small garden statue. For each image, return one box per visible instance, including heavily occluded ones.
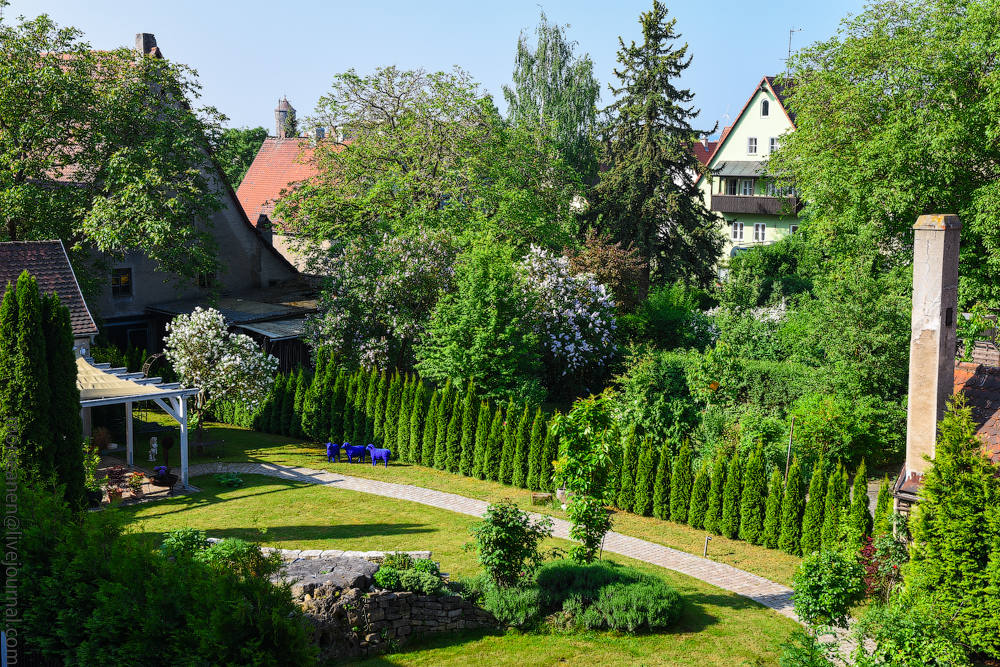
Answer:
[367,444,391,468]
[148,436,159,462]
[325,441,342,462]
[343,442,367,463]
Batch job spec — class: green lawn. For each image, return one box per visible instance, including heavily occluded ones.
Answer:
[121,473,798,666]
[115,414,800,585]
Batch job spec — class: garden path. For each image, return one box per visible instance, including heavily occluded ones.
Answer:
[185,461,799,623]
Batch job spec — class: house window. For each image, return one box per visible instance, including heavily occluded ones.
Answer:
[111,268,132,297]
[747,137,758,155]
[731,222,744,241]
[753,223,766,243]
[198,272,215,289]
[766,181,778,196]
[740,179,754,196]
[790,225,799,234]
[769,137,779,153]
[761,99,770,117]
[727,178,738,195]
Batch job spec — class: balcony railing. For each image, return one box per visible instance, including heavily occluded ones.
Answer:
[711,194,803,216]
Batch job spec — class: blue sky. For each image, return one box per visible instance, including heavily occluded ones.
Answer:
[7,0,866,135]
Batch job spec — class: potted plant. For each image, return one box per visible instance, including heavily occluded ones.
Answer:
[83,444,103,508]
[127,472,145,498]
[104,465,128,502]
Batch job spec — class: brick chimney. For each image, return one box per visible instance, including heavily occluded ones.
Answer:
[135,33,157,55]
[275,97,294,139]
[904,214,961,484]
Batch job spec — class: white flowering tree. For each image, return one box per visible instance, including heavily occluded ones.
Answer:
[519,245,617,389]
[164,307,278,439]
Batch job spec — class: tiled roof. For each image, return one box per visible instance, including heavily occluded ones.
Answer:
[954,361,1000,463]
[236,137,318,224]
[764,76,795,124]
[693,140,718,165]
[0,240,99,338]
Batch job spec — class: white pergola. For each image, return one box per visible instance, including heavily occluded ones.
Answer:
[77,357,201,487]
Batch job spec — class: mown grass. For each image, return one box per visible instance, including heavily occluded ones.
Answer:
[121,473,798,666]
[115,414,801,586]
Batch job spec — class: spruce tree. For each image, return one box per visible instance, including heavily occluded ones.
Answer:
[821,462,847,551]
[511,404,531,488]
[422,391,439,466]
[434,382,452,470]
[352,370,369,444]
[291,369,307,438]
[408,380,426,462]
[652,445,672,520]
[739,444,767,545]
[384,372,403,451]
[634,438,657,516]
[301,348,325,440]
[445,391,462,473]
[763,468,784,549]
[40,291,83,505]
[526,408,545,490]
[498,399,518,484]
[872,476,893,537]
[688,462,710,529]
[617,426,639,512]
[373,370,389,445]
[395,375,413,458]
[363,367,379,444]
[721,450,742,539]
[540,421,558,491]
[458,381,477,476]
[800,458,827,555]
[670,440,693,523]
[779,457,806,556]
[845,459,872,555]
[704,452,727,535]
[485,405,505,482]
[329,371,347,442]
[269,375,286,434]
[472,401,491,479]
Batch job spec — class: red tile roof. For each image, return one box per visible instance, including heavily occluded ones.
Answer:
[692,140,718,165]
[954,361,1000,463]
[236,137,318,224]
[0,240,99,338]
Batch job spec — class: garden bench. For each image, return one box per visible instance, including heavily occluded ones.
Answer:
[193,439,225,457]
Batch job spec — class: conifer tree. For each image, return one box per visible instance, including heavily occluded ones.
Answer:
[317,360,335,441]
[721,450,742,539]
[779,457,805,555]
[821,462,847,550]
[459,381,478,476]
[540,420,558,491]
[343,373,357,443]
[373,370,389,444]
[434,382,452,470]
[472,401,491,479]
[845,459,872,555]
[497,399,517,484]
[352,370,369,444]
[739,444,767,544]
[384,372,403,451]
[872,476,893,537]
[485,405,505,482]
[291,369,307,438]
[800,458,827,555]
[616,426,639,511]
[763,468,784,549]
[408,380,426,462]
[256,385,274,433]
[327,370,345,442]
[652,445,672,520]
[688,462,710,529]
[704,452,726,534]
[422,391,439,466]
[634,438,657,516]
[395,375,413,458]
[280,373,296,436]
[445,391,462,473]
[526,408,545,490]
[301,348,326,440]
[363,367,379,443]
[670,440,693,523]
[269,375,286,434]
[511,404,531,488]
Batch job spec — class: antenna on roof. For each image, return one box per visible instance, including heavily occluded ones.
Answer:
[785,27,802,76]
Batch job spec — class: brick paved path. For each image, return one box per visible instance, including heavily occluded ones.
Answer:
[185,461,798,623]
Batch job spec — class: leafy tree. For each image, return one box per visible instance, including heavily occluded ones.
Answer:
[872,476,893,537]
[688,462,710,530]
[395,375,413,457]
[763,468,784,549]
[721,450,742,539]
[652,444,672,520]
[0,13,226,281]
[485,405,505,482]
[465,499,553,587]
[792,550,864,630]
[446,390,462,473]
[801,459,827,555]
[290,369,307,438]
[779,457,806,556]
[422,391,440,467]
[502,11,601,181]
[617,426,639,512]
[511,404,531,488]
[739,444,767,544]
[588,1,722,291]
[526,407,545,490]
[564,230,647,313]
[704,452,726,534]
[669,439,693,523]
[472,401,491,480]
[846,460,872,556]
[633,438,657,516]
[211,126,267,189]
[407,380,426,462]
[821,463,848,551]
[458,381,477,476]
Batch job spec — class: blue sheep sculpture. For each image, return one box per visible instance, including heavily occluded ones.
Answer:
[343,443,368,463]
[366,443,391,468]
[325,442,343,462]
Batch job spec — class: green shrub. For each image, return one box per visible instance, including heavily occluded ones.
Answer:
[159,527,208,559]
[382,551,415,570]
[413,558,440,575]
[195,538,280,580]
[872,475,893,537]
[792,549,864,629]
[851,591,970,666]
[466,498,553,587]
[375,566,402,590]
[482,583,544,628]
[214,472,243,488]
[398,569,446,596]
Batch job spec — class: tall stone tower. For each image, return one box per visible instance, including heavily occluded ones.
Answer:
[275,98,294,139]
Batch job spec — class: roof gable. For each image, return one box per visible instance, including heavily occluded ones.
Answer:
[236,137,318,223]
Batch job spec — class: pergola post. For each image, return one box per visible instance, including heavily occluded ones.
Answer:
[178,397,189,488]
[125,401,134,466]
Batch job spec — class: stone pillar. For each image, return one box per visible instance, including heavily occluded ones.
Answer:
[905,214,961,480]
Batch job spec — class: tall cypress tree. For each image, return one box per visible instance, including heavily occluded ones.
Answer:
[458,381,477,476]
[343,374,357,443]
[317,359,335,441]
[40,292,84,505]
[670,440,693,523]
[422,390,439,465]
[395,375,413,458]
[739,444,767,545]
[763,468,784,549]
[301,348,326,440]
[408,380,426,462]
[800,458,827,555]
[526,407,545,490]
[511,404,531,488]
[541,420,558,491]
[821,463,847,550]
[352,370,369,444]
[872,476,893,537]
[384,372,403,451]
[485,405,505,482]
[373,370,389,445]
[280,373,296,436]
[616,426,639,511]
[291,369,307,438]
[845,459,872,555]
[256,383,274,433]
[634,438,657,516]
[269,375,286,434]
[433,382,452,470]
[472,401,491,480]
[498,399,518,484]
[721,450,742,539]
[652,445,672,520]
[779,457,806,556]
[363,367,379,444]
[445,391,463,472]
[704,452,727,535]
[688,462,711,529]
[329,371,347,442]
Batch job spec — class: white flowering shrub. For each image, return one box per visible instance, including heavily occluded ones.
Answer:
[164,307,278,432]
[518,245,617,376]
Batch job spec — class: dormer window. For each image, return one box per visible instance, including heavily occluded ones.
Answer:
[761,99,770,117]
[747,137,758,155]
